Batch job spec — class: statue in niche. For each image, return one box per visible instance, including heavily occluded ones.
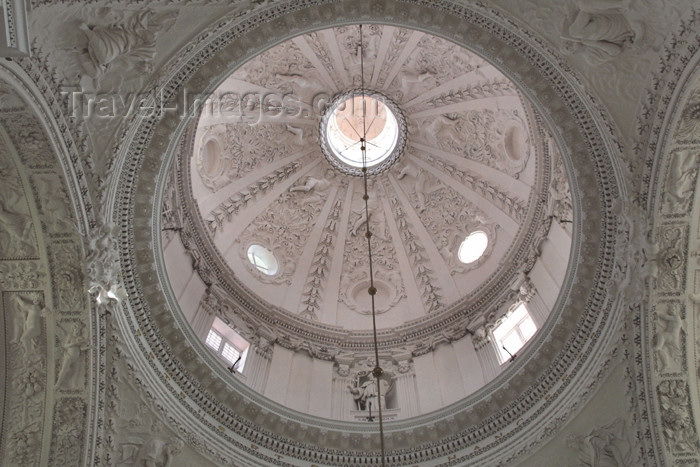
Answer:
[55,322,91,390]
[12,294,48,358]
[565,419,632,466]
[561,0,641,66]
[347,374,394,412]
[654,303,683,372]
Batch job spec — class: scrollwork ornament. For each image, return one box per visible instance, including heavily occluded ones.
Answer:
[0,261,45,289]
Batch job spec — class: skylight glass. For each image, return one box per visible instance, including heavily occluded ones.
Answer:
[458,231,488,264]
[247,244,279,275]
[325,95,398,168]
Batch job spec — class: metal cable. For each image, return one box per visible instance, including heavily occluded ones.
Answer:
[359,23,387,467]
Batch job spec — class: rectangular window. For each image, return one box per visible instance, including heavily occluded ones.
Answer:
[206,317,250,372]
[493,303,537,363]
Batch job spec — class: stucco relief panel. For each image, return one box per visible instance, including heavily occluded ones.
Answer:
[0,139,39,259]
[655,224,688,294]
[0,291,48,466]
[652,300,686,375]
[339,181,405,315]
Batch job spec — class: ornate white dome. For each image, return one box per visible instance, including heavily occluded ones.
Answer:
[4,0,700,465]
[164,24,572,420]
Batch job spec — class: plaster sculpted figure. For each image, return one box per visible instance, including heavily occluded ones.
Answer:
[274,72,319,113]
[337,364,350,377]
[85,219,126,307]
[550,157,574,223]
[89,282,126,317]
[397,161,430,213]
[439,235,457,270]
[86,220,119,278]
[349,195,385,238]
[424,114,464,148]
[13,294,48,357]
[610,199,657,304]
[118,436,183,466]
[561,0,640,66]
[288,171,333,204]
[664,149,697,214]
[34,175,73,232]
[55,323,91,390]
[78,9,178,90]
[566,419,632,466]
[397,70,434,100]
[654,303,683,372]
[0,194,35,257]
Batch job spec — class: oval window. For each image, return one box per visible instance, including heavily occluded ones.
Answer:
[247,244,279,275]
[458,231,488,264]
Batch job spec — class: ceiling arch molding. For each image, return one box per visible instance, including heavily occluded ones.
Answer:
[0,70,96,465]
[644,44,700,466]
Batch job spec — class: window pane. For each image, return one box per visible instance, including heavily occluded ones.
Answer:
[519,316,537,340]
[494,304,538,363]
[247,244,279,275]
[501,332,523,356]
[205,330,222,350]
[458,231,488,264]
[221,342,240,365]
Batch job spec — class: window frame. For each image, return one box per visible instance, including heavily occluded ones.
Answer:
[492,303,537,364]
[205,328,248,370]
